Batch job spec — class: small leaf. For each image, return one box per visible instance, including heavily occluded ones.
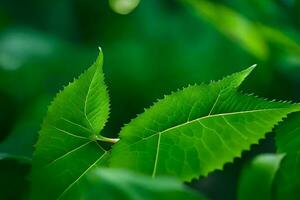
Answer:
[62,168,206,200]
[237,153,283,200]
[110,66,300,181]
[273,112,300,200]
[31,49,110,200]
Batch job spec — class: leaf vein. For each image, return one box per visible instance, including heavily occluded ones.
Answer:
[44,141,92,168]
[152,133,161,178]
[57,151,108,200]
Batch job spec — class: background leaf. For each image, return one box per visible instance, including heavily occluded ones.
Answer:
[180,0,300,61]
[63,168,206,200]
[181,0,268,60]
[273,112,300,200]
[237,153,283,200]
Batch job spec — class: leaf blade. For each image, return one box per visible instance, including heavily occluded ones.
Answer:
[31,50,110,200]
[237,153,284,200]
[110,67,300,181]
[274,112,300,200]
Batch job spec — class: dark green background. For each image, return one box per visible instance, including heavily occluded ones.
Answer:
[0,0,300,199]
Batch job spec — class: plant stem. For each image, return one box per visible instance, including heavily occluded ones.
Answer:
[95,135,120,143]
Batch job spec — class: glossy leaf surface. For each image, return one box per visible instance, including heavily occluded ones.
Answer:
[31,50,110,200]
[111,66,300,181]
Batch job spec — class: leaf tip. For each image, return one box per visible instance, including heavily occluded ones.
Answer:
[250,64,257,69]
[243,64,257,76]
[96,46,104,65]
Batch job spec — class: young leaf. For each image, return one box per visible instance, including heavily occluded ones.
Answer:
[110,66,300,181]
[237,154,283,200]
[273,113,300,200]
[31,49,111,200]
[62,168,206,200]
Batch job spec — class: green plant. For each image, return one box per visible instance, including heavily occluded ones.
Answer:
[238,112,300,200]
[30,49,300,199]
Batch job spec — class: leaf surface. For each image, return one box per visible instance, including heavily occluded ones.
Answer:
[274,112,300,200]
[237,153,283,200]
[62,168,206,200]
[110,66,300,181]
[31,49,110,200]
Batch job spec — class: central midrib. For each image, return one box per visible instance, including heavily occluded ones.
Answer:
[130,107,289,178]
[126,107,289,149]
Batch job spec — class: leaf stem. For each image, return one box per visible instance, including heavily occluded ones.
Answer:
[95,135,120,143]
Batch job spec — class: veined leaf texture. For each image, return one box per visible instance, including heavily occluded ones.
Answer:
[110,66,300,181]
[31,50,300,199]
[31,49,110,200]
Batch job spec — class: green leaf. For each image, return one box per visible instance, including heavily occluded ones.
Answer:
[31,49,111,200]
[62,168,206,200]
[181,0,268,59]
[237,153,283,200]
[273,155,300,200]
[181,0,300,60]
[276,112,300,155]
[273,112,300,200]
[109,0,140,15]
[110,66,300,181]
[0,153,31,163]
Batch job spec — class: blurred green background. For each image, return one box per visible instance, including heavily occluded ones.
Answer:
[0,0,300,199]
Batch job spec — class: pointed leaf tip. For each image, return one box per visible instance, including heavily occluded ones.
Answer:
[251,64,257,68]
[98,46,102,53]
[241,64,256,77]
[215,65,257,90]
[95,47,104,66]
[244,64,257,74]
[231,64,257,88]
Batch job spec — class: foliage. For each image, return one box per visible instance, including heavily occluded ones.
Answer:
[237,112,300,200]
[62,168,205,200]
[110,66,299,180]
[237,154,283,200]
[31,50,300,199]
[1,0,300,200]
[273,113,300,200]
